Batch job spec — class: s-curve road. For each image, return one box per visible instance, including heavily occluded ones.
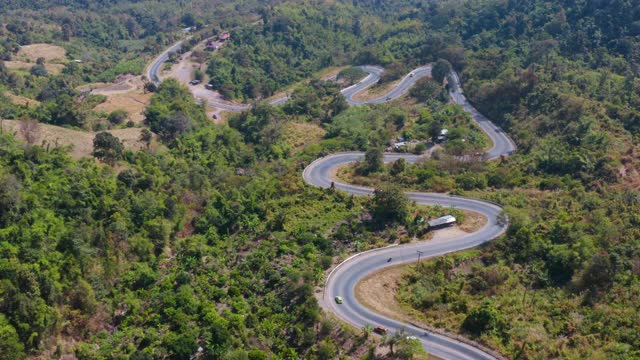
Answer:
[448,72,516,160]
[146,39,435,110]
[302,75,516,358]
[303,153,506,359]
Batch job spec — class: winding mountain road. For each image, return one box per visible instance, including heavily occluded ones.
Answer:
[300,72,515,359]
[148,40,516,358]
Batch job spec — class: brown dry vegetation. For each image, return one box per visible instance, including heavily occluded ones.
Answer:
[458,210,487,233]
[351,79,402,101]
[356,265,418,324]
[4,92,40,107]
[0,119,154,159]
[85,76,147,96]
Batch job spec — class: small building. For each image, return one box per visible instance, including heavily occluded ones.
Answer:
[219,32,230,41]
[428,215,457,229]
[393,141,407,149]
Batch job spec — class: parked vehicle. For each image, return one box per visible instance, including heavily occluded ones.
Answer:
[189,80,202,85]
[373,326,388,335]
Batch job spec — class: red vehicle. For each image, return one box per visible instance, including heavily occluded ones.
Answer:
[373,326,388,335]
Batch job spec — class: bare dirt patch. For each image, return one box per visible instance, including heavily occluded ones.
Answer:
[163,55,203,84]
[459,210,488,233]
[356,265,417,323]
[14,44,66,63]
[86,76,147,96]
[1,120,152,159]
[352,79,402,101]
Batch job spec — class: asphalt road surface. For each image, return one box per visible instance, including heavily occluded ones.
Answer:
[146,40,184,86]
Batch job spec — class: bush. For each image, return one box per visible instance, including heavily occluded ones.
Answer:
[462,299,504,335]
[108,109,129,125]
[413,143,427,154]
[337,67,367,85]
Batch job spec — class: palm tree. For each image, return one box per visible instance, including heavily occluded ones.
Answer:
[382,328,406,355]
[361,325,373,340]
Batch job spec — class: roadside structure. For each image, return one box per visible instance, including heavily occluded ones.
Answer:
[428,215,457,229]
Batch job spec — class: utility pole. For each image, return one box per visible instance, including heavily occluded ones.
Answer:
[417,250,424,263]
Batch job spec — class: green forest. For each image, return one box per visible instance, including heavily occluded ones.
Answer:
[1,0,640,359]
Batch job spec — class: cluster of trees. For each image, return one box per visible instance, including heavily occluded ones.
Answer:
[0,73,375,358]
[206,5,366,101]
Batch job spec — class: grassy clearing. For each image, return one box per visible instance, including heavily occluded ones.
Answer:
[14,44,67,63]
[93,91,152,124]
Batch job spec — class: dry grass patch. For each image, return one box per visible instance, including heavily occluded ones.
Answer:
[15,44,66,63]
[0,120,152,159]
[94,91,152,124]
[282,122,326,151]
[4,92,40,107]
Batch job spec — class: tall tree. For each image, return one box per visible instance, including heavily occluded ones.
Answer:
[432,59,452,84]
[370,184,409,225]
[93,132,124,165]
